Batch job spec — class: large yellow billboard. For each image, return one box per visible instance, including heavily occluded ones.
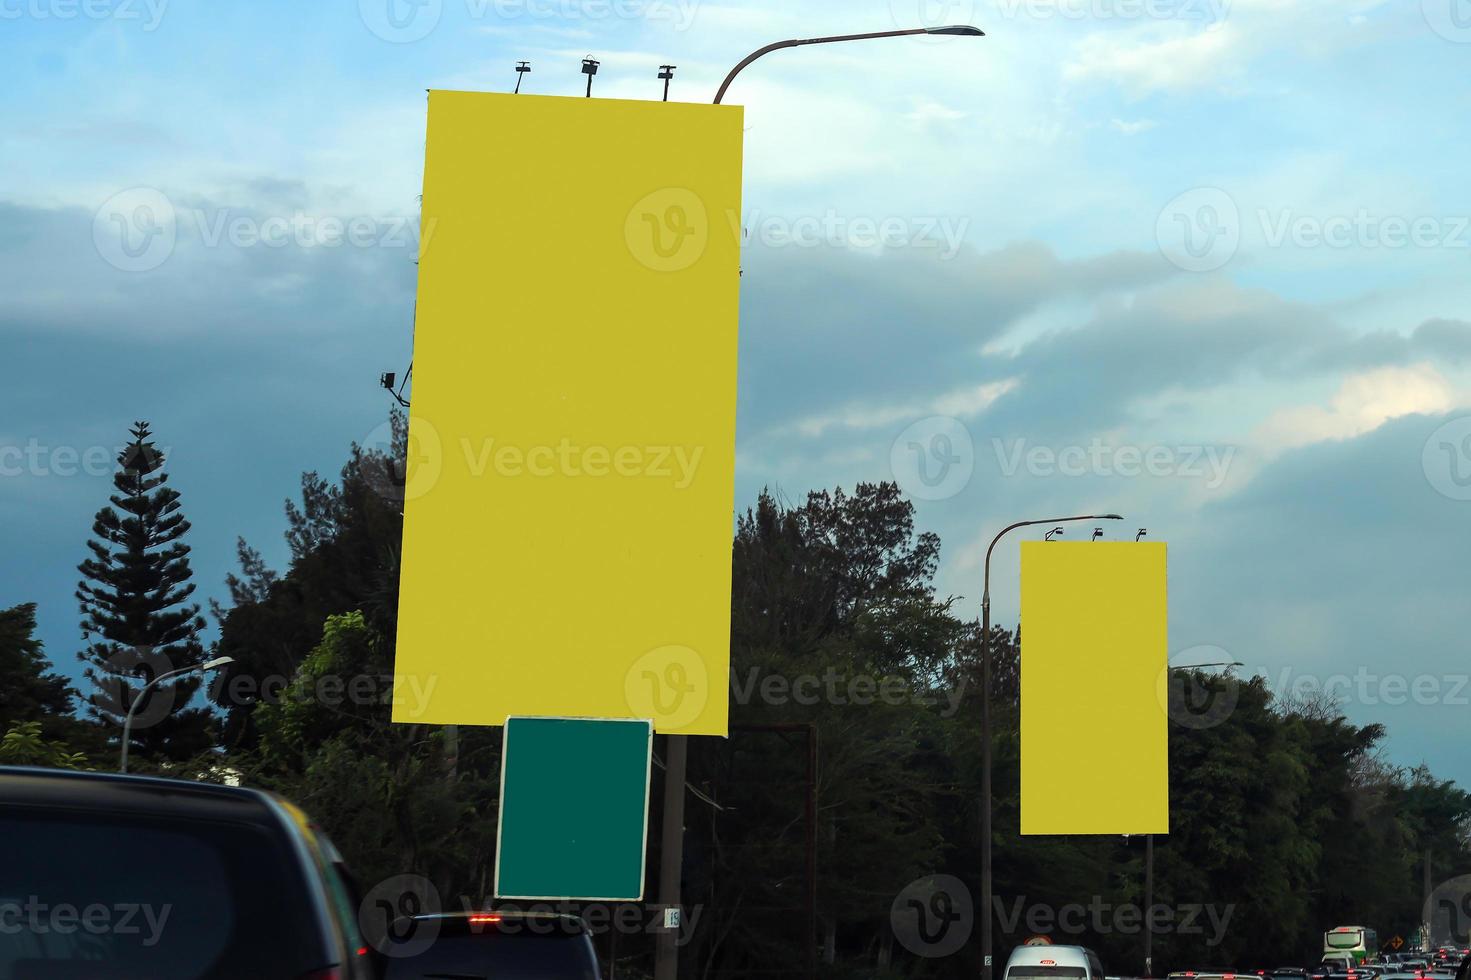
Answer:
[393,91,743,735]
[1019,541,1169,834]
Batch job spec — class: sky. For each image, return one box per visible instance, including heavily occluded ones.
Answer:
[4,0,1471,784]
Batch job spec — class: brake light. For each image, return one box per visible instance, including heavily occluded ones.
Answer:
[470,914,503,924]
[1224,972,1237,978]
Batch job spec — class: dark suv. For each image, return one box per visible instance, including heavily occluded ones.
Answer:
[0,765,375,980]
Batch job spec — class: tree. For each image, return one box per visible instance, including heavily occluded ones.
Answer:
[211,411,406,748]
[0,721,89,770]
[76,421,212,762]
[0,602,76,732]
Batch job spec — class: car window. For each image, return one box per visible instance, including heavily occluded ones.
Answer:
[1008,968,1089,980]
[0,808,325,980]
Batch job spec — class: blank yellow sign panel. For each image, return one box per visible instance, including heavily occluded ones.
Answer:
[1020,542,1168,834]
[393,91,743,735]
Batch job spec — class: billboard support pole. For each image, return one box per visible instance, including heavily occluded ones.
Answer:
[979,513,1122,980]
[655,734,689,980]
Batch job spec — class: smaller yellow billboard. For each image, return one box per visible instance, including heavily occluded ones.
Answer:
[1020,541,1168,835]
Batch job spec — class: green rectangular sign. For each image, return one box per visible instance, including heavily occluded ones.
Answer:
[495,716,653,901]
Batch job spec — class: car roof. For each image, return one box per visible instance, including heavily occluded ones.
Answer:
[0,765,279,823]
[1008,946,1097,968]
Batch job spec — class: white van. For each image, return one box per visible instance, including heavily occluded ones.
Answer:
[1004,944,1108,980]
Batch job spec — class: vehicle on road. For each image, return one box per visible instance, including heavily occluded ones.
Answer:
[382,911,600,980]
[1005,944,1108,980]
[0,765,375,980]
[1326,927,1381,967]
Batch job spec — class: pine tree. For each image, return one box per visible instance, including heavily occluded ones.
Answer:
[0,602,76,730]
[76,421,211,762]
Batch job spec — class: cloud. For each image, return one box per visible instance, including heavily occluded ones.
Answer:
[1064,24,1241,97]
[1254,364,1460,453]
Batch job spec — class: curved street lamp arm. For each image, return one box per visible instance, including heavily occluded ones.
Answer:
[981,513,1123,609]
[713,26,983,104]
[118,663,200,773]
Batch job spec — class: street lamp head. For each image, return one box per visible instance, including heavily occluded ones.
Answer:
[202,657,235,671]
[925,25,985,35]
[1099,513,1124,520]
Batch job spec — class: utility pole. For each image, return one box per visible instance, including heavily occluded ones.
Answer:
[1144,834,1154,977]
[1425,846,1433,946]
[654,735,688,980]
[659,65,676,101]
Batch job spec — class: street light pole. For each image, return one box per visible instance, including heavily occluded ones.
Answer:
[980,514,1122,980]
[119,656,234,773]
[712,24,984,105]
